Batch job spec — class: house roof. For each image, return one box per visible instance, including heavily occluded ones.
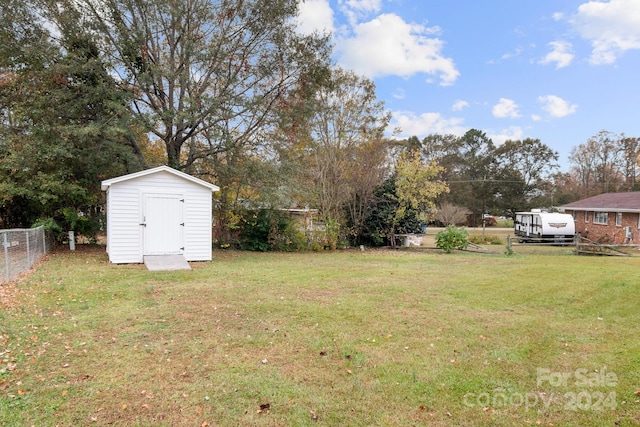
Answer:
[101,165,220,192]
[560,192,640,213]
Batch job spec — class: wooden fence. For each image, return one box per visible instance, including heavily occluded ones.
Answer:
[506,233,640,256]
[573,235,640,256]
[506,234,575,249]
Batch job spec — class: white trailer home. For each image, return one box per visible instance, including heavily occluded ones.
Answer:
[101,166,219,264]
[514,210,575,242]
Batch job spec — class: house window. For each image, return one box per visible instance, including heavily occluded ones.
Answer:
[572,211,577,220]
[594,212,608,224]
[584,211,589,222]
[616,212,623,226]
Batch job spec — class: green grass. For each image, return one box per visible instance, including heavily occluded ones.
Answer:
[2,247,640,426]
[495,219,514,228]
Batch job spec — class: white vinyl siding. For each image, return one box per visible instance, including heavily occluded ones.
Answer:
[183,186,213,261]
[105,185,144,263]
[103,167,216,263]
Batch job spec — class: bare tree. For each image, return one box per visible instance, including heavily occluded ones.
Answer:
[569,130,625,196]
[620,135,640,190]
[434,202,470,226]
[305,67,391,224]
[592,130,624,193]
[569,140,598,197]
[343,137,390,243]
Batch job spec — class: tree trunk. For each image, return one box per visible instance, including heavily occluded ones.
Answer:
[166,140,182,170]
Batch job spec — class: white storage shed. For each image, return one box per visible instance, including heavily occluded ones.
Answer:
[101,166,219,264]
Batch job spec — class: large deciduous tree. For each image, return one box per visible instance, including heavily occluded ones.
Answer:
[618,135,639,191]
[417,132,560,219]
[448,129,495,225]
[70,0,331,170]
[342,137,390,244]
[299,67,391,233]
[493,138,559,214]
[494,138,559,190]
[568,130,630,197]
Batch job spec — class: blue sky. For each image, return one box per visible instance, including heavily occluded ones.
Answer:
[296,0,640,169]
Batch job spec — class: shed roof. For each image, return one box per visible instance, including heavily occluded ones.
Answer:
[560,192,640,213]
[101,165,220,192]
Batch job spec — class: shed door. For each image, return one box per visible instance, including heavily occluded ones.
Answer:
[143,194,184,255]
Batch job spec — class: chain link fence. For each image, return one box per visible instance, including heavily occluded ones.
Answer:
[1,226,48,283]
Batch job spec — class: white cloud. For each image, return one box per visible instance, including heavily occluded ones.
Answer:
[492,98,521,119]
[487,47,523,65]
[392,88,406,99]
[452,100,469,111]
[342,0,382,12]
[338,0,382,25]
[391,111,466,138]
[501,47,523,61]
[538,95,578,118]
[552,12,565,21]
[336,13,460,86]
[296,0,335,35]
[540,41,574,68]
[531,114,542,122]
[488,127,525,146]
[572,0,640,65]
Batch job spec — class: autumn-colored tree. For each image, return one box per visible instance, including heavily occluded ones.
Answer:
[278,67,391,242]
[392,151,449,245]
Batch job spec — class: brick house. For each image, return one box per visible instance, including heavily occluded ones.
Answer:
[560,192,640,244]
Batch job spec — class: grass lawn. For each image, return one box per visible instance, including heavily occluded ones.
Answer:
[2,246,640,426]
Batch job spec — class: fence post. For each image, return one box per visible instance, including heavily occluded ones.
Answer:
[3,232,9,282]
[27,228,31,268]
[41,225,46,254]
